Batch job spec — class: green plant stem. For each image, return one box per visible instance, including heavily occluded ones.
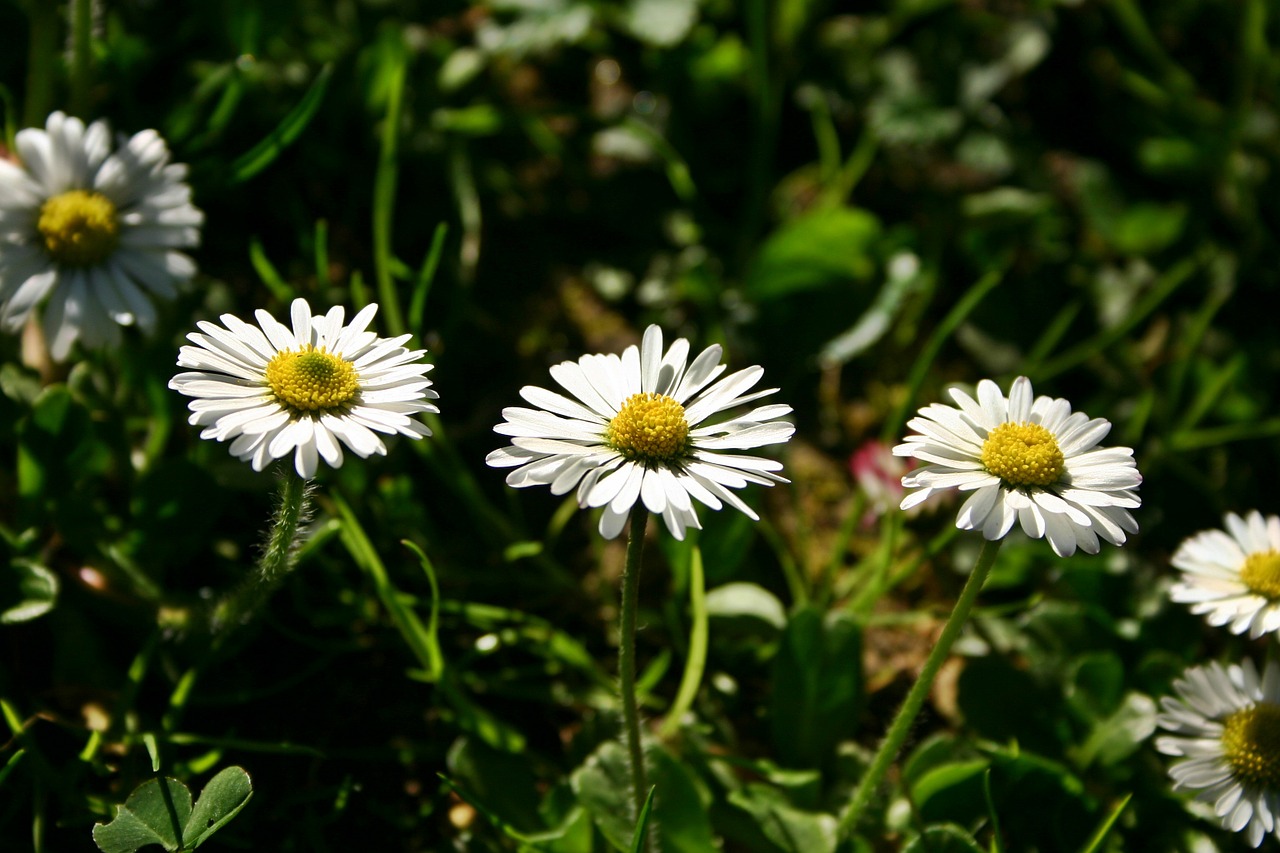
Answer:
[839,537,1003,838]
[211,472,311,639]
[618,504,653,844]
[70,0,93,117]
[23,1,58,128]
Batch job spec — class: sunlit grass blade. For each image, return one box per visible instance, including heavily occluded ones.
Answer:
[314,219,331,290]
[628,786,657,853]
[659,547,708,738]
[880,268,1003,444]
[248,236,294,302]
[1077,793,1132,853]
[228,63,334,184]
[1035,248,1208,381]
[401,540,445,681]
[0,749,24,789]
[408,222,448,333]
[332,491,441,680]
[982,769,1004,853]
[372,48,407,336]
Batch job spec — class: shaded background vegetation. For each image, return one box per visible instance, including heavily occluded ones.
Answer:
[2,0,1280,850]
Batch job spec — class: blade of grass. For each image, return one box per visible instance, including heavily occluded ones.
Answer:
[229,63,333,183]
[881,268,1004,444]
[401,540,444,681]
[373,49,408,335]
[249,236,294,302]
[658,547,708,738]
[0,749,24,788]
[1078,793,1132,853]
[449,139,482,286]
[408,223,449,333]
[314,219,331,290]
[982,769,1004,853]
[332,492,440,678]
[1035,248,1208,381]
[628,786,657,853]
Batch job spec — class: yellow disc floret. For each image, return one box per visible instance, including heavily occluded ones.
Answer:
[265,345,359,414]
[1223,702,1280,788]
[606,393,691,465]
[1241,551,1280,600]
[38,190,120,267]
[981,421,1065,488]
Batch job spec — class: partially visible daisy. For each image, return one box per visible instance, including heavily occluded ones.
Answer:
[1171,511,1280,639]
[893,376,1141,557]
[486,325,794,540]
[1156,658,1280,848]
[0,111,202,359]
[169,298,436,478]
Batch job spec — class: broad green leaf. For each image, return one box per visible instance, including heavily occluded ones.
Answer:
[182,767,253,848]
[1074,692,1157,768]
[911,759,989,823]
[745,207,880,300]
[727,783,837,853]
[447,737,544,833]
[1,559,58,624]
[93,768,253,853]
[92,777,193,852]
[571,742,632,851]
[768,608,861,768]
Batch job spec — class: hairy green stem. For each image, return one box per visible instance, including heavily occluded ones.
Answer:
[618,503,652,845]
[839,537,1003,838]
[70,0,93,117]
[211,473,312,639]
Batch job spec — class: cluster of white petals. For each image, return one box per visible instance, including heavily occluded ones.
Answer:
[170,298,436,478]
[487,325,793,540]
[0,112,202,359]
[1170,511,1280,639]
[1156,659,1280,848]
[894,376,1141,556]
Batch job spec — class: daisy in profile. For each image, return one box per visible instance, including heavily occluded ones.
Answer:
[169,298,436,478]
[893,376,1141,557]
[0,111,202,359]
[1170,511,1280,639]
[486,324,794,540]
[1156,658,1280,848]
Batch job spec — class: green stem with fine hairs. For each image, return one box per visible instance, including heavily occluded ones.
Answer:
[839,537,1003,839]
[69,0,93,118]
[210,472,312,640]
[618,503,653,846]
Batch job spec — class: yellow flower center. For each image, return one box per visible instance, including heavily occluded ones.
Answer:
[37,190,120,267]
[265,346,359,414]
[980,421,1065,487]
[606,393,691,465]
[1241,551,1280,599]
[1223,702,1280,789]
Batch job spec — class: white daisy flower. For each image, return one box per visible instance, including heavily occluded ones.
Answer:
[485,325,794,540]
[893,376,1141,557]
[169,298,437,478]
[1170,511,1280,639]
[0,111,203,360]
[1155,658,1280,848]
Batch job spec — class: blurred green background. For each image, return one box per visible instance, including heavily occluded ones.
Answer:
[3,0,1280,850]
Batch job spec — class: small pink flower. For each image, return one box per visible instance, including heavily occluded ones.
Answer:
[851,439,915,519]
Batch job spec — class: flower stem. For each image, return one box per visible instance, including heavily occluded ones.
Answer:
[69,0,93,118]
[839,537,1003,838]
[618,503,652,842]
[210,472,312,640]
